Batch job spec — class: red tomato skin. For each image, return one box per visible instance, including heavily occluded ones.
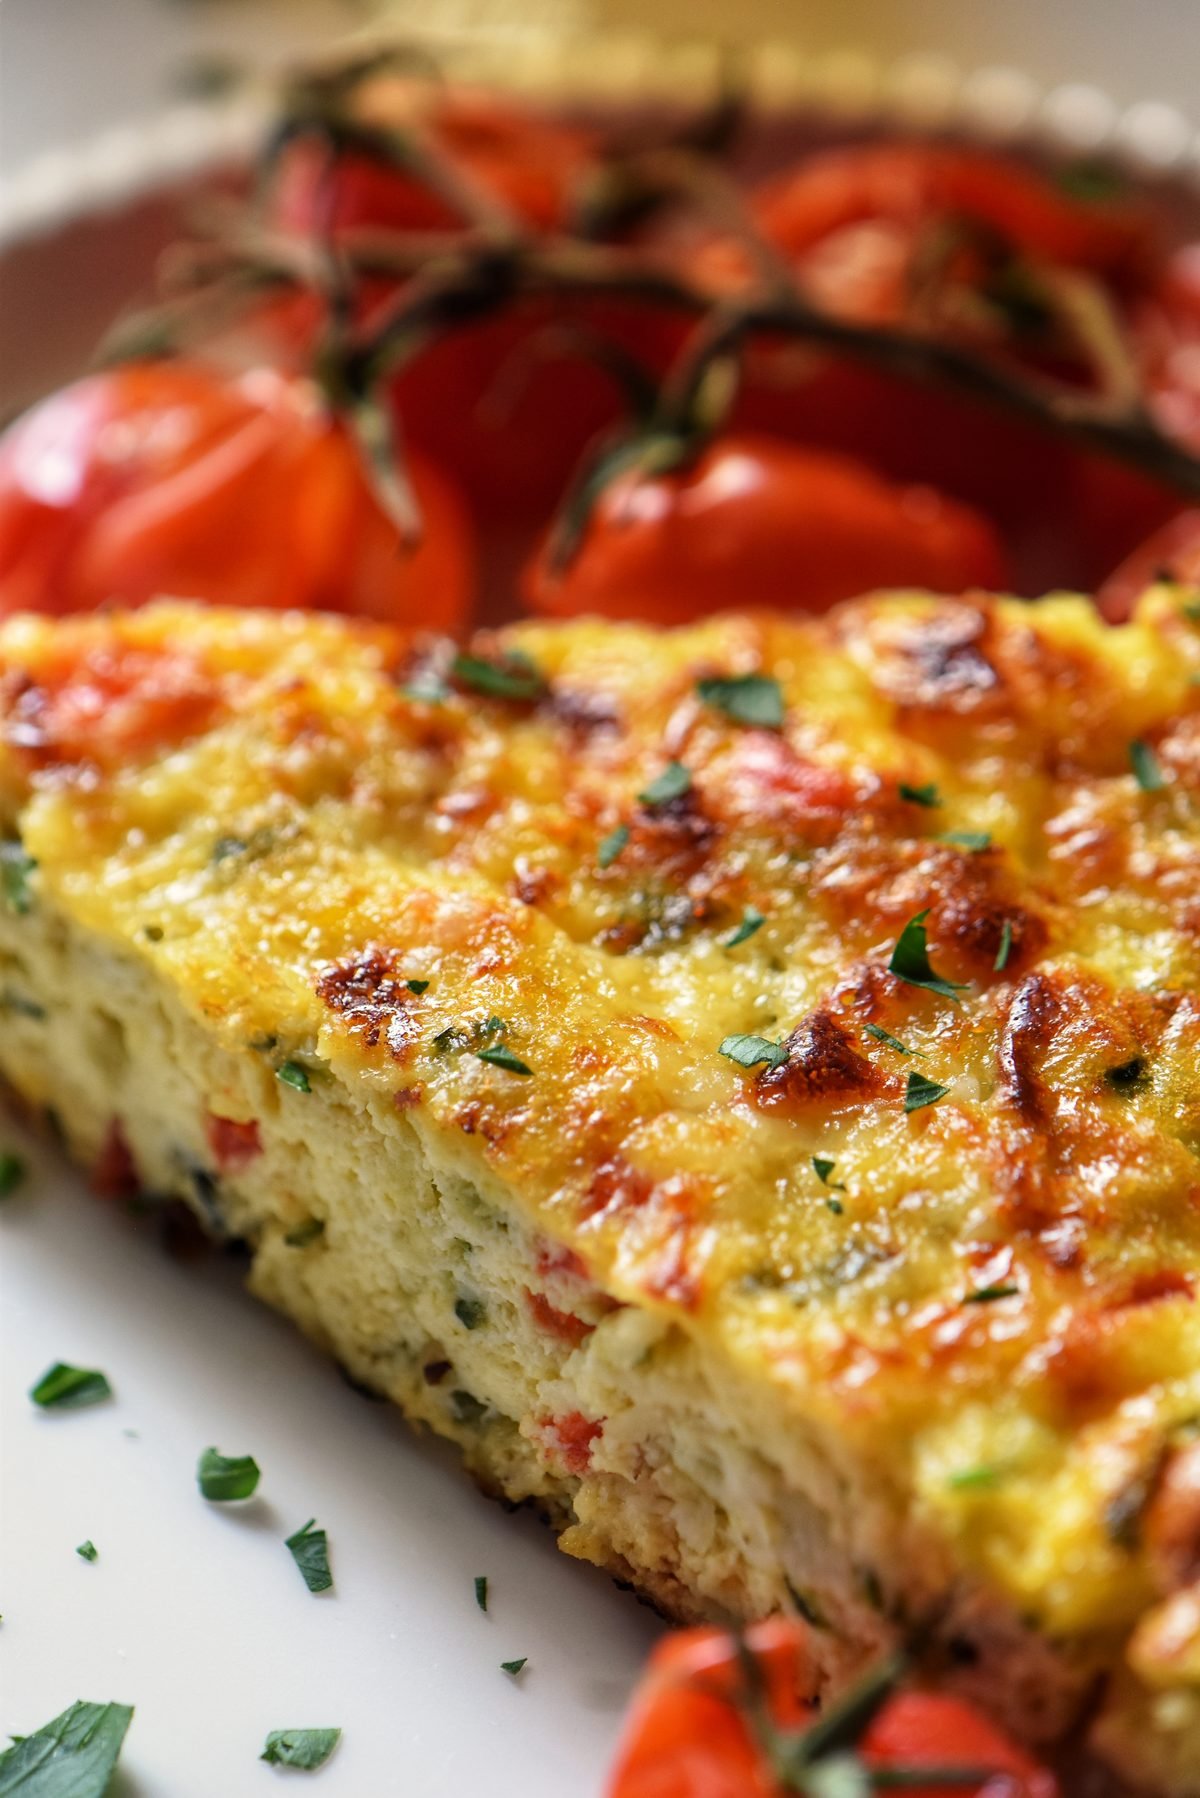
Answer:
[204,1113,263,1175]
[1095,506,1200,621]
[606,1621,818,1798]
[0,363,475,633]
[862,1691,1059,1798]
[523,434,1008,626]
[753,144,1143,274]
[607,1620,1059,1798]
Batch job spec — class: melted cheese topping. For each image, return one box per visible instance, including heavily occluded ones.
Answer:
[3,589,1200,1659]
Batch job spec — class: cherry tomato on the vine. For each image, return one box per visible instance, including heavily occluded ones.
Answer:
[606,1619,1058,1798]
[0,360,474,631]
[522,432,1009,625]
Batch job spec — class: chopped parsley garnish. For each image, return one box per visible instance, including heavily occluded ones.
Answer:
[76,1540,98,1563]
[597,822,630,869]
[696,673,784,729]
[964,1284,1020,1305]
[474,1575,489,1612]
[1130,738,1166,792]
[284,1218,325,1248]
[638,761,692,807]
[260,1728,341,1770]
[475,1044,533,1076]
[452,650,546,702]
[30,1363,112,1410]
[500,1658,528,1676]
[406,978,430,995]
[196,1447,261,1502]
[947,1465,1004,1492]
[0,842,36,915]
[812,1156,845,1191]
[904,1071,951,1113]
[451,1389,487,1424]
[285,1518,332,1594]
[0,1700,134,1794]
[455,1296,486,1330]
[826,1197,845,1216]
[940,831,991,853]
[994,918,1014,973]
[724,907,765,949]
[899,782,941,808]
[0,1152,27,1197]
[719,1034,788,1073]
[276,1061,312,1094]
[888,910,968,1004]
[863,1024,916,1056]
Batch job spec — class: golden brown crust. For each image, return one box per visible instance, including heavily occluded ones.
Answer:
[4,587,1200,1780]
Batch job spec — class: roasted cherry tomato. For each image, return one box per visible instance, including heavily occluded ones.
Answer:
[522,433,1008,625]
[1095,506,1200,621]
[272,82,597,237]
[606,1619,1057,1798]
[753,143,1142,281]
[684,142,1167,595]
[0,361,474,630]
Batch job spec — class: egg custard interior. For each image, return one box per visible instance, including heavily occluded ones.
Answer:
[3,591,1200,1789]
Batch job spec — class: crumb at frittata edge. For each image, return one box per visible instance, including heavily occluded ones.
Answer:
[3,588,1200,1788]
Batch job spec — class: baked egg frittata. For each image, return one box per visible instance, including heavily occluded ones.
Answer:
[2,590,1200,1789]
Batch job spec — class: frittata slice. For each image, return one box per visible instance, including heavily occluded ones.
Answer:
[3,592,1200,1790]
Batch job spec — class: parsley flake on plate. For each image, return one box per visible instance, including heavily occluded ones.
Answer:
[30,1362,112,1410]
[888,910,969,1004]
[638,761,692,807]
[501,1658,528,1676]
[0,1699,133,1795]
[904,1071,952,1113]
[1129,738,1166,792]
[719,1034,788,1073]
[285,1518,332,1594]
[723,907,765,949]
[474,1575,489,1612]
[196,1447,260,1502]
[696,673,784,729]
[260,1728,341,1770]
[76,1540,99,1563]
[812,1156,845,1191]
